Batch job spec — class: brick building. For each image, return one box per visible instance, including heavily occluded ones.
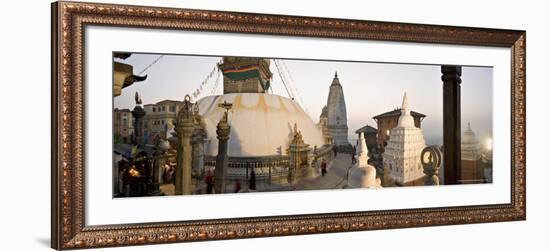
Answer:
[373,108,425,151]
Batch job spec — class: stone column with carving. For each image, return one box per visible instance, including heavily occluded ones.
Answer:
[148,140,170,196]
[214,101,232,193]
[191,105,207,180]
[131,92,146,146]
[441,65,462,185]
[192,136,205,176]
[147,150,164,196]
[175,95,195,195]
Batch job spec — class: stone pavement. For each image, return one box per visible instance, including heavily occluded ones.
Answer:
[159,153,355,195]
[294,153,353,190]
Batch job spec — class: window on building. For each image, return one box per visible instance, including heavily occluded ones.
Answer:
[152,107,156,112]
[162,106,166,111]
[170,106,176,112]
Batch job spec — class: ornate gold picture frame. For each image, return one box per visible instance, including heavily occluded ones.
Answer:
[51,1,526,249]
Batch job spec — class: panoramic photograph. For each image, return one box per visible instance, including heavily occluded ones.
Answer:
[112,53,493,198]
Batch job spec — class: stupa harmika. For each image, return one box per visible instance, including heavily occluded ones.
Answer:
[383,93,427,185]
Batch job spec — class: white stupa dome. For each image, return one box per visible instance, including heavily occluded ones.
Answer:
[348,165,381,188]
[197,93,324,157]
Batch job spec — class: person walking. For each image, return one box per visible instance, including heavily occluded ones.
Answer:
[249,169,256,191]
[234,179,241,193]
[205,170,214,194]
[321,159,327,177]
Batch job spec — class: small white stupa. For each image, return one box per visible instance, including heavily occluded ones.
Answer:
[348,132,381,188]
[356,132,370,168]
[460,122,485,183]
[461,122,482,161]
[383,92,427,185]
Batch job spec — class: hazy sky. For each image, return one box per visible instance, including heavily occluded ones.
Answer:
[114,53,493,145]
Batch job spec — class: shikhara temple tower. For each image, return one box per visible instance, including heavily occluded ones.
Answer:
[383,93,427,185]
[325,72,349,146]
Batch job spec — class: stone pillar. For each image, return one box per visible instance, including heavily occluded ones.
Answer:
[175,96,195,195]
[131,93,146,146]
[214,110,231,193]
[441,65,462,185]
[192,135,205,177]
[147,151,164,196]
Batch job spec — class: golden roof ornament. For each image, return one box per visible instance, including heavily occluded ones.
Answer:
[291,123,305,144]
